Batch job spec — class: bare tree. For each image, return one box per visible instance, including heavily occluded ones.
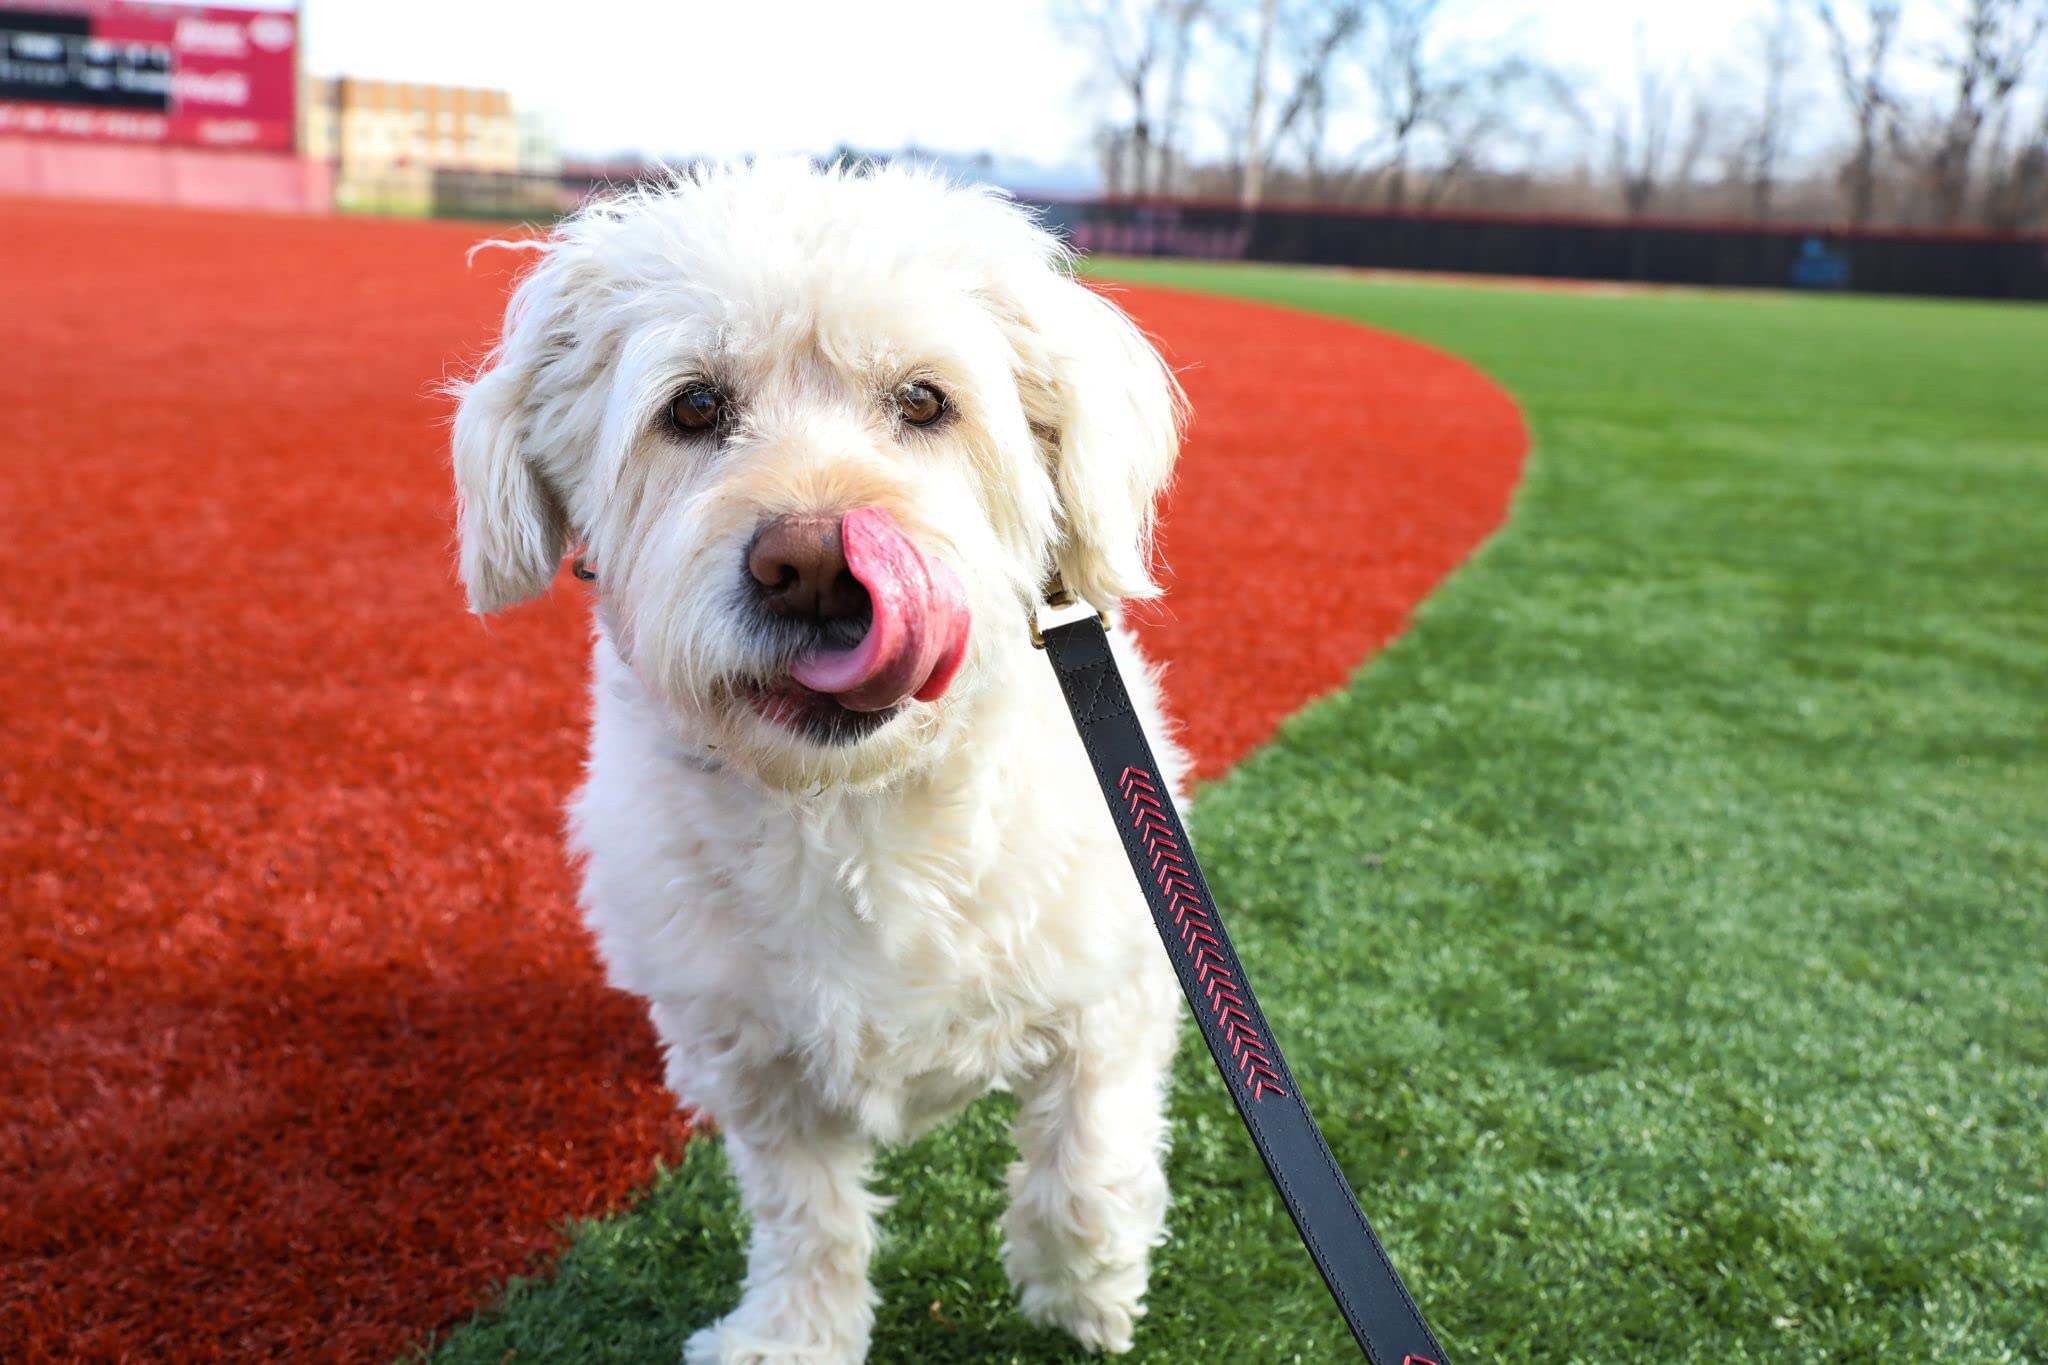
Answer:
[1060,0,1210,195]
[1414,56,1576,207]
[1236,0,1371,195]
[1980,98,2048,227]
[1736,0,1804,219]
[1294,67,1340,193]
[1153,1,1211,194]
[1294,0,1574,209]
[1922,0,2048,225]
[1814,0,1904,225]
[1364,0,1443,208]
[1608,31,1712,216]
[1070,0,2048,230]
[1240,0,1280,204]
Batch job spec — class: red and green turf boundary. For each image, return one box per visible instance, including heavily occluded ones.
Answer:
[0,199,1523,1359]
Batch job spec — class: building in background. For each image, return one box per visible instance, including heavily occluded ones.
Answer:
[298,75,560,219]
[516,108,558,177]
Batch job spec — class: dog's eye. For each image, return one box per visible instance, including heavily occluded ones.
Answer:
[669,386,724,434]
[894,382,947,427]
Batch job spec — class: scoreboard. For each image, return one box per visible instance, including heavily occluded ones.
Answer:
[0,1,297,151]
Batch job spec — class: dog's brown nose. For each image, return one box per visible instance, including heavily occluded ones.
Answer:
[747,514,864,620]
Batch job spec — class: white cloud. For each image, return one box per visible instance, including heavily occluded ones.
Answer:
[295,0,1962,172]
[301,0,1101,164]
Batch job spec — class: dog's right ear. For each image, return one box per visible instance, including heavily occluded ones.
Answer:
[449,267,572,616]
[989,259,1186,612]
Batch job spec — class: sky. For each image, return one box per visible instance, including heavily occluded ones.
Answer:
[253,0,1953,180]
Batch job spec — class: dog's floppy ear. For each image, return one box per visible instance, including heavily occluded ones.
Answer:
[1002,272,1185,609]
[451,358,567,614]
[449,242,590,616]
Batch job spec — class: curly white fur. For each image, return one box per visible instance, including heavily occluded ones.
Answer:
[451,161,1190,1362]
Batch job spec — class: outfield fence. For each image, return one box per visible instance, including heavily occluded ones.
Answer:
[301,164,2048,302]
[1033,196,2048,301]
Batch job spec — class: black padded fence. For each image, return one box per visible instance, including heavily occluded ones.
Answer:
[1032,197,2048,302]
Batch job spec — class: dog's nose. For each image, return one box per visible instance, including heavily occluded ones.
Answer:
[747,514,865,620]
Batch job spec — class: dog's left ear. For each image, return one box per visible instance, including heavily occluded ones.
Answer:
[451,235,607,615]
[999,272,1185,610]
[450,359,569,615]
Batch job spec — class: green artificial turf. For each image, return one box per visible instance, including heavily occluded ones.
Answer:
[425,269,2048,1363]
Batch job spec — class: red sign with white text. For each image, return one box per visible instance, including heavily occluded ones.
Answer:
[0,2,296,151]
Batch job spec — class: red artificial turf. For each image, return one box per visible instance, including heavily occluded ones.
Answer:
[0,197,1524,1361]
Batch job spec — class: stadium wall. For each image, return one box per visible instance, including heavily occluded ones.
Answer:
[1037,197,2048,301]
[0,136,331,213]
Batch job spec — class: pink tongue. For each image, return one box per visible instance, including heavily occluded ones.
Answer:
[789,507,971,712]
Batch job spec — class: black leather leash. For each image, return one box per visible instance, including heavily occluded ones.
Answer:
[1038,609,1451,1365]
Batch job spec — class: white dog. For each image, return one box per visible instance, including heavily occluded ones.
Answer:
[451,161,1190,1363]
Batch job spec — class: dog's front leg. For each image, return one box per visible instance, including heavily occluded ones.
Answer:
[687,1111,882,1365]
[1002,997,1175,1355]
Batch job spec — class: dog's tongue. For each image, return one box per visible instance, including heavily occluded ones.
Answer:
[790,507,970,712]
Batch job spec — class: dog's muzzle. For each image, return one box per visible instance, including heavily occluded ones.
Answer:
[749,506,970,713]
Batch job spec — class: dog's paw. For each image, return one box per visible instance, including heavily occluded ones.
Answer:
[683,1316,865,1365]
[1017,1280,1143,1355]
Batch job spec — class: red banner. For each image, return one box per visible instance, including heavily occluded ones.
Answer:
[0,2,297,151]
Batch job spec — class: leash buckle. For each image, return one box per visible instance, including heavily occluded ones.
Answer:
[1029,577,1106,648]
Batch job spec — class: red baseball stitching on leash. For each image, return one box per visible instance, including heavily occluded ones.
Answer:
[1118,767,1288,1100]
